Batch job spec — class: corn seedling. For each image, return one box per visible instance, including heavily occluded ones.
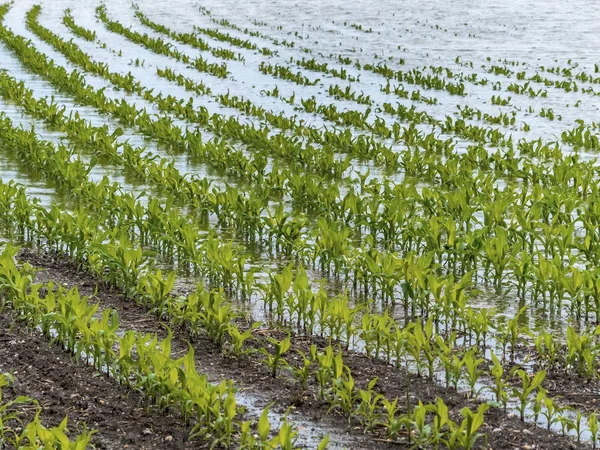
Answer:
[511,368,546,422]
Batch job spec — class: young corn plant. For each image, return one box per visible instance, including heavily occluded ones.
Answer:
[574,410,585,443]
[378,397,402,439]
[316,345,335,400]
[289,345,316,391]
[137,269,176,314]
[329,366,356,419]
[277,415,298,450]
[435,333,463,390]
[428,397,451,449]
[532,387,547,425]
[0,373,31,448]
[541,396,561,431]
[511,368,546,421]
[559,407,576,437]
[197,288,236,348]
[401,401,433,448]
[261,333,292,378]
[490,353,509,411]
[462,350,487,399]
[405,318,436,379]
[447,404,489,450]
[355,378,382,432]
[226,322,259,356]
[589,412,599,449]
[16,412,96,449]
[257,406,273,448]
[565,325,600,378]
[499,306,530,363]
[534,330,559,371]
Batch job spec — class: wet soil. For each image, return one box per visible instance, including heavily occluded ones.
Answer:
[533,370,600,412]
[0,312,196,449]
[13,248,390,450]
[499,349,600,412]
[7,248,594,449]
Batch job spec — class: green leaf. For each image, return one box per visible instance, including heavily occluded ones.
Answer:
[317,434,330,450]
[258,406,271,442]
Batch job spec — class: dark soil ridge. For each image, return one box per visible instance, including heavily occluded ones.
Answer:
[13,248,594,450]
[12,249,388,450]
[0,312,196,450]
[516,368,600,412]
[486,342,600,412]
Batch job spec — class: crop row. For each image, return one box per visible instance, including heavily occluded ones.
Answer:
[0,372,94,449]
[0,119,496,447]
[8,4,600,445]
[10,5,600,338]
[0,105,598,446]
[8,5,600,333]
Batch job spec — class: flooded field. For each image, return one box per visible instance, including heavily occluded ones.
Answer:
[1,0,600,448]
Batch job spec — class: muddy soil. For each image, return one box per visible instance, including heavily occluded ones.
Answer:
[8,248,593,449]
[0,312,196,449]
[13,248,392,450]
